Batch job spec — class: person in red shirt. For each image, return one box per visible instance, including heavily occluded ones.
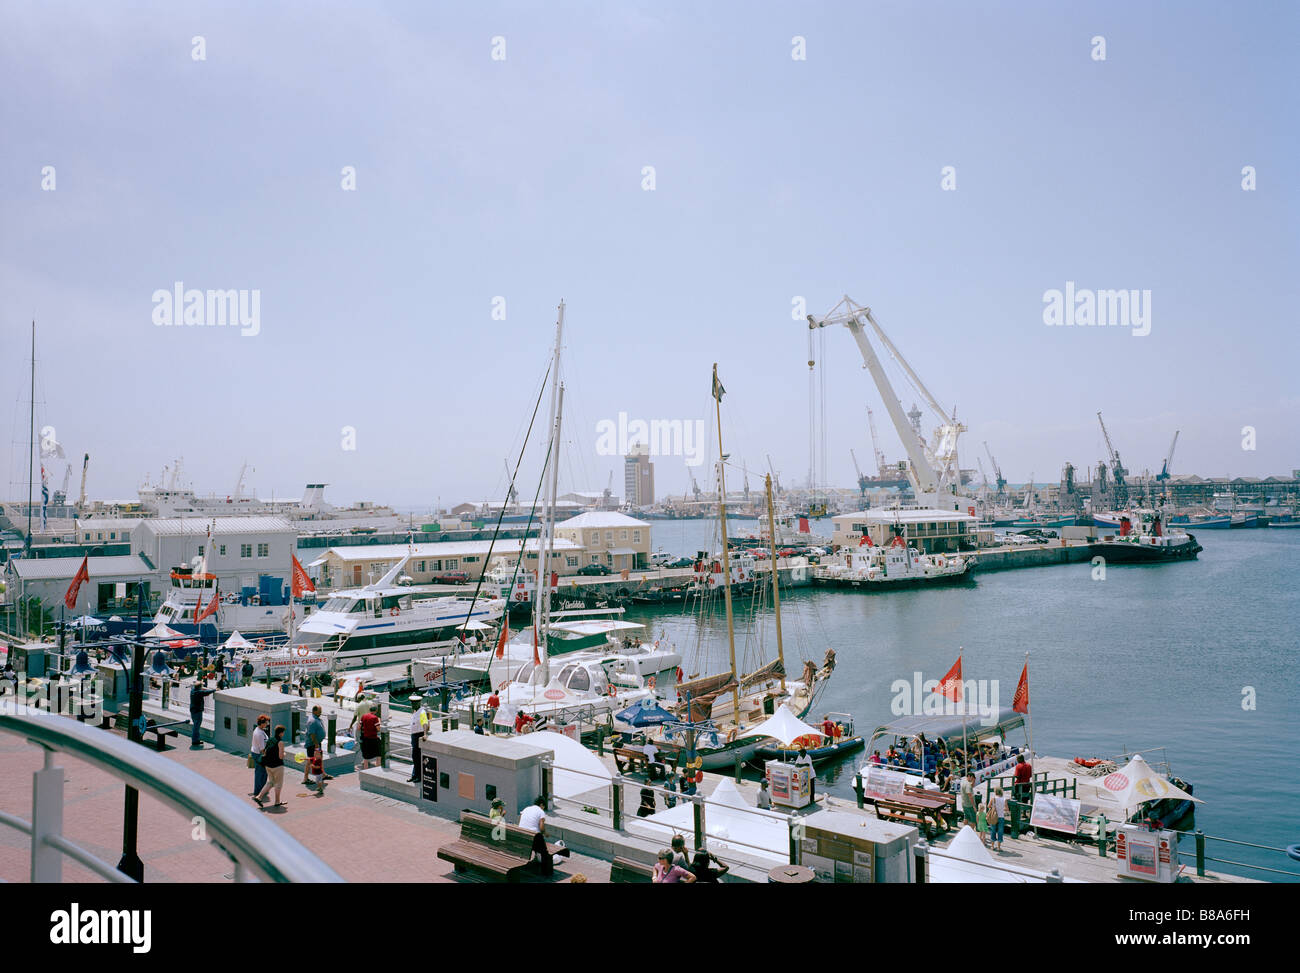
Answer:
[1013,753,1033,804]
[485,691,500,734]
[358,708,383,769]
[514,710,535,735]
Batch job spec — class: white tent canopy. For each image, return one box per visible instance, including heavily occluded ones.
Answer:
[627,777,790,866]
[929,826,1034,883]
[221,631,256,650]
[143,623,183,639]
[747,704,822,746]
[1090,754,1202,820]
[522,730,613,800]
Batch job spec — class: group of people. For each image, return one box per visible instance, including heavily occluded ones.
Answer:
[247,705,332,809]
[652,834,731,883]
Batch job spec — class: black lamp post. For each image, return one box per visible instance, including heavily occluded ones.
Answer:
[116,578,146,882]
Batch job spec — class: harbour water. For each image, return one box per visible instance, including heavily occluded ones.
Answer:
[625,520,1299,880]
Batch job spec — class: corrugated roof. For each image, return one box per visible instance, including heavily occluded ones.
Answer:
[8,554,152,580]
[833,507,977,523]
[555,511,650,529]
[138,516,296,536]
[313,538,583,562]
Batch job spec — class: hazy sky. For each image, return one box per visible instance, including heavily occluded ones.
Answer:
[3,1,1297,508]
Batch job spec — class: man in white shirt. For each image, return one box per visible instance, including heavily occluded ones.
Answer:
[796,747,816,802]
[519,796,552,877]
[250,714,270,797]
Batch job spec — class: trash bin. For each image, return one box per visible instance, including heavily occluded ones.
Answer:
[768,864,815,884]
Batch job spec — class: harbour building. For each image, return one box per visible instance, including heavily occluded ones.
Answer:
[831,508,979,554]
[307,537,587,590]
[624,443,654,507]
[554,511,652,573]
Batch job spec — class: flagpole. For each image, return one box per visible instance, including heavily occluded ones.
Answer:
[1024,652,1033,761]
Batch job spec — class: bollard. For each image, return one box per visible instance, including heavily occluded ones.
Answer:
[733,753,742,782]
[612,779,623,830]
[1046,867,1064,883]
[1195,830,1205,877]
[597,732,605,756]
[290,709,301,745]
[161,680,169,710]
[1010,800,1023,838]
[914,839,929,884]
[327,713,337,753]
[380,729,389,769]
[1097,815,1108,857]
[693,797,705,851]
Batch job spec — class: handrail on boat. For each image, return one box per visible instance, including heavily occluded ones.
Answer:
[0,710,343,883]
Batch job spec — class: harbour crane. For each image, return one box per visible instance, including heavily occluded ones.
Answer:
[807,296,967,509]
[983,442,1007,499]
[766,454,784,496]
[850,449,869,498]
[1156,430,1180,482]
[1097,411,1129,506]
[866,408,887,475]
[58,463,72,501]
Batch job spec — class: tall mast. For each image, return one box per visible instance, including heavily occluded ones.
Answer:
[26,321,35,554]
[536,301,565,683]
[764,473,786,692]
[712,364,740,719]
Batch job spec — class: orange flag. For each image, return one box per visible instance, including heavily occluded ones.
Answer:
[64,556,90,611]
[934,654,963,702]
[196,585,220,624]
[1012,662,1030,714]
[291,554,315,598]
[495,619,510,659]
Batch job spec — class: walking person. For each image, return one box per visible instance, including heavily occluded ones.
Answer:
[241,659,255,687]
[358,704,383,770]
[188,679,215,749]
[250,714,270,797]
[990,786,1009,851]
[253,725,287,809]
[757,778,772,809]
[302,705,326,786]
[961,772,979,829]
[1013,752,1034,805]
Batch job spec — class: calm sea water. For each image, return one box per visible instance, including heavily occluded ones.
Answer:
[626,519,1300,881]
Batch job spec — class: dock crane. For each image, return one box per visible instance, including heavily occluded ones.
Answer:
[983,442,1007,499]
[1156,431,1180,482]
[807,296,967,509]
[1097,412,1129,506]
[77,453,89,513]
[766,454,784,496]
[866,408,888,476]
[850,449,869,498]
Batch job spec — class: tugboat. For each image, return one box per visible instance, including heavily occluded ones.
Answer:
[1093,514,1201,563]
[811,532,974,589]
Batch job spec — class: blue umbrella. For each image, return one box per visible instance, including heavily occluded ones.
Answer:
[615,699,674,728]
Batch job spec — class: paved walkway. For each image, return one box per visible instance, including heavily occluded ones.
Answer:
[0,726,609,883]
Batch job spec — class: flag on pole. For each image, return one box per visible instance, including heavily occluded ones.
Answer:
[64,555,90,610]
[711,364,725,402]
[934,654,963,702]
[291,554,315,598]
[196,585,220,624]
[532,623,541,666]
[1012,661,1030,714]
[495,619,510,659]
[193,588,204,623]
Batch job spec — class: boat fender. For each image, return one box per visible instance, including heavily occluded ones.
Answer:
[726,728,737,743]
[607,684,617,697]
[390,607,399,616]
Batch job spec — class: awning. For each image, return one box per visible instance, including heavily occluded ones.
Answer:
[607,548,638,556]
[747,704,822,746]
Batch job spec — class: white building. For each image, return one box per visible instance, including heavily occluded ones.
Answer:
[134,516,300,593]
[308,537,587,591]
[830,507,978,554]
[554,511,652,572]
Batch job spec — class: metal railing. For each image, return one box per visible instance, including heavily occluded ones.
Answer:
[0,710,343,883]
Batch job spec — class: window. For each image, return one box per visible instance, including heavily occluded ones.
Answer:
[620,530,628,540]
[96,532,103,540]
[566,556,578,567]
[219,544,227,556]
[240,544,252,559]
[633,530,641,543]
[257,543,269,558]
[109,532,116,540]
[465,556,478,563]
[445,559,458,569]
[198,545,204,556]
[605,531,613,543]
[589,532,599,545]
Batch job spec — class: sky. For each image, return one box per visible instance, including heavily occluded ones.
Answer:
[3,0,1297,509]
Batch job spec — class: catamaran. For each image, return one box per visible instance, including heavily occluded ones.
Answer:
[292,555,505,668]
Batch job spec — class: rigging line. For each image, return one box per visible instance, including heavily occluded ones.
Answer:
[454,359,553,631]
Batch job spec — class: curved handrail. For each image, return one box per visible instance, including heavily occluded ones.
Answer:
[0,711,342,883]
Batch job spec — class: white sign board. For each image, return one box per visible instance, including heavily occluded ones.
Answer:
[1028,794,1083,835]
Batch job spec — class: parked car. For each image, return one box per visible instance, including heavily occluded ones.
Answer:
[431,572,469,585]
[649,550,675,566]
[577,563,611,576]
[667,557,695,568]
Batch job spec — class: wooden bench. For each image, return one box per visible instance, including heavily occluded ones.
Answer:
[436,811,569,882]
[610,857,655,883]
[145,720,188,752]
[874,799,938,838]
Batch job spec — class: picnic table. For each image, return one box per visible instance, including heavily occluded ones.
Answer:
[873,794,952,837]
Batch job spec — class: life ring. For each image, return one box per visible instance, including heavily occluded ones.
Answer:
[695,770,705,784]
[607,685,617,697]
[390,607,399,616]
[646,675,656,690]
[937,558,946,567]
[295,645,309,658]
[1074,757,1102,768]
[257,639,266,649]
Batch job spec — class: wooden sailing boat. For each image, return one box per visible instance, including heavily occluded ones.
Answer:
[653,365,836,769]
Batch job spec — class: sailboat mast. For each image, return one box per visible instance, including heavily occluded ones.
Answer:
[712,364,740,719]
[536,301,565,684]
[764,474,786,691]
[26,321,35,554]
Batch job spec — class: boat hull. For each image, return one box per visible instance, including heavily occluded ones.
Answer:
[1093,534,1201,563]
[755,736,865,766]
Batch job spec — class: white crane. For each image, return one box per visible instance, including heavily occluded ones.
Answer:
[77,454,89,513]
[807,296,967,509]
[1156,430,1180,482]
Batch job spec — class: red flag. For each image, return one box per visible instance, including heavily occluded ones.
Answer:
[858,534,872,547]
[934,654,963,702]
[532,624,541,666]
[495,619,510,659]
[291,554,315,598]
[196,585,220,624]
[193,588,204,622]
[890,533,905,548]
[1012,662,1030,714]
[64,556,90,610]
